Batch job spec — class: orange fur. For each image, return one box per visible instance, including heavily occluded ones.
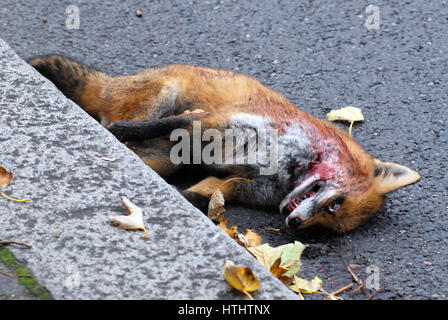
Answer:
[77,65,419,232]
[29,58,420,233]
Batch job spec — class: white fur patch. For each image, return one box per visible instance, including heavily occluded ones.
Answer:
[149,80,179,119]
[276,124,312,185]
[229,113,271,129]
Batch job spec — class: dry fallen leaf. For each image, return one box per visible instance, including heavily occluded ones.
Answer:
[290,275,323,295]
[244,229,262,247]
[0,166,13,188]
[249,241,305,278]
[227,226,249,248]
[182,109,205,114]
[279,242,307,278]
[248,244,276,271]
[110,196,147,237]
[269,257,293,285]
[216,218,262,250]
[217,216,228,232]
[326,106,364,136]
[101,156,117,162]
[208,177,251,223]
[269,257,287,277]
[223,260,260,300]
[208,188,225,222]
[208,178,253,245]
[289,275,340,300]
[327,106,364,122]
[0,166,28,202]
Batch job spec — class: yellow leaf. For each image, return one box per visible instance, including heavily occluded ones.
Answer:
[326,106,364,122]
[227,226,238,238]
[248,241,305,278]
[289,275,323,294]
[278,241,306,278]
[327,106,364,137]
[223,260,260,300]
[247,243,276,270]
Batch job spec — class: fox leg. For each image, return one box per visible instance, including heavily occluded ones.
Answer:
[109,111,210,142]
[182,176,240,212]
[139,151,181,177]
[126,138,182,177]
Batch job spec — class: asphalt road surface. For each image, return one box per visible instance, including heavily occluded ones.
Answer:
[1,0,447,299]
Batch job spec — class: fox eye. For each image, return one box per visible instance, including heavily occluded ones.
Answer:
[325,198,344,214]
[328,202,340,213]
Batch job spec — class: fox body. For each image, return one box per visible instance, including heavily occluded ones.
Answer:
[29,55,420,233]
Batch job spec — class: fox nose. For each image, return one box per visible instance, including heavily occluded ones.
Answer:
[287,217,302,228]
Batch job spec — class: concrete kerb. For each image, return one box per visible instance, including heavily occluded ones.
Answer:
[0,38,298,300]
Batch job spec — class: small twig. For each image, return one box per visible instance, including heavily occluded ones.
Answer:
[347,264,367,295]
[330,283,354,296]
[0,268,31,278]
[258,227,280,233]
[348,120,355,137]
[0,192,29,202]
[0,240,33,248]
[365,286,386,300]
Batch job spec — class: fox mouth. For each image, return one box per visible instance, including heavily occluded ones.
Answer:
[281,180,323,216]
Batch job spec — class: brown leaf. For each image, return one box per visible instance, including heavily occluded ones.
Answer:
[279,276,294,286]
[217,216,228,232]
[223,260,260,300]
[208,189,225,222]
[244,229,262,247]
[208,177,251,223]
[0,166,13,189]
[269,257,293,285]
[227,226,249,248]
[269,257,288,278]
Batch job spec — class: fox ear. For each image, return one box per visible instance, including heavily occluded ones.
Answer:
[373,159,421,195]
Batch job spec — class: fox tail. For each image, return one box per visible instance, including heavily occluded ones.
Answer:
[28,55,109,118]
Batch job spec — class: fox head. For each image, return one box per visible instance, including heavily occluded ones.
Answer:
[278,120,420,234]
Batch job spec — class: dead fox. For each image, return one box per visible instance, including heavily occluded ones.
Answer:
[29,55,420,233]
